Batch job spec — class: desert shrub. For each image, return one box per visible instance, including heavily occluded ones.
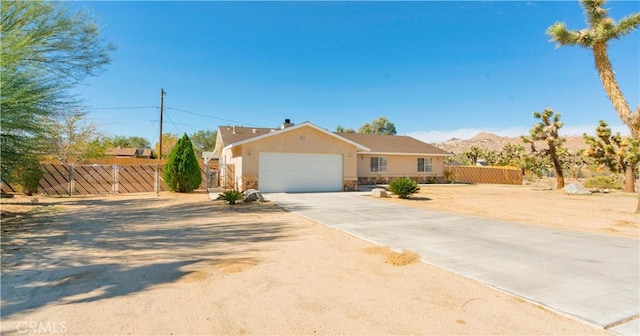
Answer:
[163,133,202,192]
[15,156,43,196]
[389,177,420,199]
[583,175,622,189]
[444,169,456,183]
[217,189,244,205]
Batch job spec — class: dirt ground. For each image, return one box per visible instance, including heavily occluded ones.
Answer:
[382,182,639,238]
[0,185,631,335]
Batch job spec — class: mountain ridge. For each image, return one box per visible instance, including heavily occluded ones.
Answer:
[434,132,589,154]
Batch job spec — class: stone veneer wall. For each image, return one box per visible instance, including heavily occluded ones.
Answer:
[242,176,259,191]
[358,176,444,185]
[343,180,358,191]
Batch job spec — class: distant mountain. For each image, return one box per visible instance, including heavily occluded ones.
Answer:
[435,132,588,154]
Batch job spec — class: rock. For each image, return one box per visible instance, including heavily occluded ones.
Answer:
[243,189,264,202]
[563,182,591,195]
[371,188,388,198]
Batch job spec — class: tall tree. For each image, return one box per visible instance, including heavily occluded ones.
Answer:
[547,0,640,139]
[584,120,639,192]
[84,136,113,159]
[335,125,355,133]
[548,0,640,211]
[0,1,114,181]
[163,133,202,193]
[358,117,397,135]
[48,109,102,164]
[111,135,151,149]
[522,108,567,189]
[155,133,178,159]
[190,130,217,159]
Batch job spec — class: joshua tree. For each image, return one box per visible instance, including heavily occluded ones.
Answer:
[497,144,526,168]
[522,108,566,189]
[464,146,484,165]
[584,120,639,192]
[547,0,640,139]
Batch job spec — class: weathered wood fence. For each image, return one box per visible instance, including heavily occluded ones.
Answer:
[445,165,522,185]
[2,163,522,195]
[2,163,218,196]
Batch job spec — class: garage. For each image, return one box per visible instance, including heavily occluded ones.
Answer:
[259,153,343,193]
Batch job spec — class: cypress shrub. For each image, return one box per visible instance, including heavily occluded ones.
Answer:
[163,133,202,192]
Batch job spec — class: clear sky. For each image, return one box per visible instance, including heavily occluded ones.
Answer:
[72,1,640,145]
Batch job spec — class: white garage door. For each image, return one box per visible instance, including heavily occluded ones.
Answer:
[259,153,343,193]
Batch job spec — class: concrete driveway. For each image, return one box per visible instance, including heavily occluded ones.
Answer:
[265,192,640,335]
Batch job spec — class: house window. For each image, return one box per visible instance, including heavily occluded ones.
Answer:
[370,157,387,172]
[417,158,432,172]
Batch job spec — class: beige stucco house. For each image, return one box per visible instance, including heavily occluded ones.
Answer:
[210,120,451,192]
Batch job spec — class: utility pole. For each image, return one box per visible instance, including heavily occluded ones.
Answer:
[158,88,165,159]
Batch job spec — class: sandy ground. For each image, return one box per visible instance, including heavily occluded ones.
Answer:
[0,186,627,335]
[382,182,639,238]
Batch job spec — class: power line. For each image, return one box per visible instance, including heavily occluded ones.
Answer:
[165,106,262,127]
[88,105,262,127]
[163,121,214,131]
[164,109,182,134]
[88,106,158,110]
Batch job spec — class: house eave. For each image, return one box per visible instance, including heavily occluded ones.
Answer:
[223,122,371,152]
[361,152,452,156]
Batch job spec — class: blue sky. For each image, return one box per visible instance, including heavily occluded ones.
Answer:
[73,1,640,145]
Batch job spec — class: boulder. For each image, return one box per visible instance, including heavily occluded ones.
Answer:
[243,189,264,202]
[563,182,591,195]
[371,188,388,198]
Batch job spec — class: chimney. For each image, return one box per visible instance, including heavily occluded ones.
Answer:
[280,118,294,129]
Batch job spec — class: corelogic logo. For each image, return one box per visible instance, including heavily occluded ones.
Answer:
[16,321,68,334]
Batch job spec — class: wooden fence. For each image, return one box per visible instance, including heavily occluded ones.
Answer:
[79,158,168,165]
[2,163,522,195]
[445,165,522,185]
[3,163,217,196]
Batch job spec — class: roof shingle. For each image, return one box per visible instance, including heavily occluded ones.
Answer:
[216,124,450,155]
[218,126,275,145]
[336,132,451,155]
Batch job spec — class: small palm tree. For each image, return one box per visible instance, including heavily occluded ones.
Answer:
[547,0,640,139]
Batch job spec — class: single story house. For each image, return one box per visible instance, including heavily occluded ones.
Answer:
[105,147,153,159]
[210,119,451,192]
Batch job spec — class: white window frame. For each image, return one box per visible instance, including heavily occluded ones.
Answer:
[370,157,387,172]
[417,157,432,172]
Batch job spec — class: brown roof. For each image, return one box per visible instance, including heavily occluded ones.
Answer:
[218,126,275,145]
[336,133,451,155]
[105,147,138,156]
[217,124,450,155]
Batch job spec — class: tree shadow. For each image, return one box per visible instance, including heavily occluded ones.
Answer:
[1,260,200,317]
[407,196,432,201]
[1,195,296,318]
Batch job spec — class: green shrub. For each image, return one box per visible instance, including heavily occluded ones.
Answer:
[217,189,244,205]
[583,175,622,189]
[163,133,202,192]
[15,156,43,196]
[389,177,420,199]
[444,169,457,184]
